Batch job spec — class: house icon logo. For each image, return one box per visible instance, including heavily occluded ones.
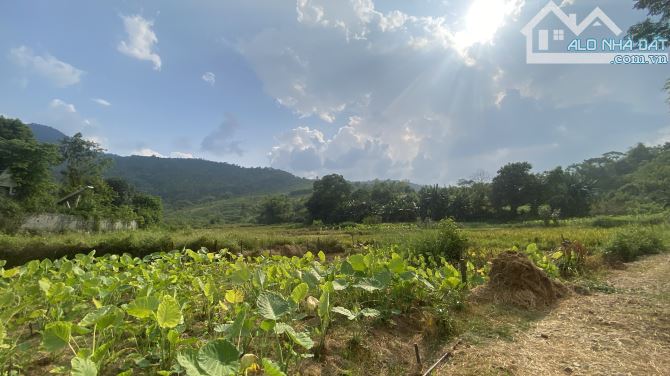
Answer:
[521,1,667,64]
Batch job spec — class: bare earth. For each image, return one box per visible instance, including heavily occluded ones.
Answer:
[438,253,670,376]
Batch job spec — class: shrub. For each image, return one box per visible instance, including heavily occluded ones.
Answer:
[411,219,468,262]
[603,226,665,262]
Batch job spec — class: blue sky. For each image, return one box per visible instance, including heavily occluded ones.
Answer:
[2,0,669,184]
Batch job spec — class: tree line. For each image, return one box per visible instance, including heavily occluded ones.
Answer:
[0,117,162,232]
[257,142,670,225]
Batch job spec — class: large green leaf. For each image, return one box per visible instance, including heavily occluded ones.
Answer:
[126,296,159,319]
[290,283,309,304]
[156,295,182,329]
[256,292,290,321]
[177,349,207,376]
[353,278,383,292]
[261,358,287,376]
[274,323,314,350]
[79,306,124,330]
[70,356,97,376]
[331,306,356,320]
[347,254,367,272]
[197,339,240,376]
[42,321,72,352]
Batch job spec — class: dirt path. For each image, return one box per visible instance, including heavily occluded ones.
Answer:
[438,253,670,376]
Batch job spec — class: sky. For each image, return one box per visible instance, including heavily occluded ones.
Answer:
[1,0,669,184]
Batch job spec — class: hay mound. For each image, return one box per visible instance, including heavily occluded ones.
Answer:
[473,251,568,309]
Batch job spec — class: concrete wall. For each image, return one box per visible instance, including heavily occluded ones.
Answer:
[20,213,138,233]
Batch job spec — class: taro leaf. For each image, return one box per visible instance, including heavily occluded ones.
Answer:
[331,279,348,291]
[42,321,72,352]
[262,358,287,376]
[353,278,383,292]
[224,306,249,340]
[197,339,240,376]
[224,289,244,304]
[317,251,326,263]
[274,323,314,349]
[126,296,159,319]
[79,306,124,330]
[156,295,182,329]
[290,283,309,304]
[177,349,207,376]
[348,254,367,272]
[360,308,381,318]
[70,356,97,376]
[256,292,290,321]
[331,306,356,320]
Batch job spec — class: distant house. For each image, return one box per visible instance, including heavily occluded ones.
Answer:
[57,186,95,209]
[0,169,17,196]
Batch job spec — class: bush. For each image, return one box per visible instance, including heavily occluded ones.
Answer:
[603,226,665,262]
[411,219,468,262]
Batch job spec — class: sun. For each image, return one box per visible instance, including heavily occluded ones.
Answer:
[455,0,513,50]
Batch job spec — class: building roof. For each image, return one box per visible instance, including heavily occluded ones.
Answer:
[0,169,16,188]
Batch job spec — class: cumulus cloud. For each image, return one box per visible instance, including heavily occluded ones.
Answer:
[201,114,244,156]
[9,46,84,87]
[268,117,402,180]
[202,72,216,86]
[170,151,194,158]
[92,98,111,107]
[118,15,162,70]
[237,0,667,184]
[50,99,77,113]
[132,148,165,157]
[45,99,103,138]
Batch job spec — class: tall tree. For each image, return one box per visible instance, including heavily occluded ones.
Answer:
[629,0,670,100]
[0,117,60,204]
[60,133,109,189]
[306,174,351,223]
[490,162,538,217]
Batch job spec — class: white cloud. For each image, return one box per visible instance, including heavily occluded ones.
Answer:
[50,99,77,113]
[92,98,111,107]
[170,151,194,158]
[132,148,165,157]
[9,46,84,87]
[118,15,162,70]
[202,72,216,86]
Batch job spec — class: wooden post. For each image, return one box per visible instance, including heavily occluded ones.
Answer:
[459,259,467,285]
[414,343,422,366]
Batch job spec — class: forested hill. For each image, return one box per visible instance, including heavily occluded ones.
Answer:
[28,124,312,205]
[28,123,68,144]
[106,156,312,205]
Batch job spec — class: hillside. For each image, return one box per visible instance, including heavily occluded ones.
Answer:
[28,124,313,206]
[106,155,312,205]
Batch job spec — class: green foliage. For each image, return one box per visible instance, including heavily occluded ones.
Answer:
[257,195,293,224]
[491,162,539,218]
[604,226,665,262]
[306,174,352,224]
[60,133,109,189]
[411,219,468,262]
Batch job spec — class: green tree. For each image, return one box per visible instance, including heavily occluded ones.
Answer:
[629,0,670,100]
[306,174,351,224]
[60,133,110,189]
[0,117,60,205]
[257,195,292,224]
[490,162,538,218]
[105,177,136,206]
[132,193,163,227]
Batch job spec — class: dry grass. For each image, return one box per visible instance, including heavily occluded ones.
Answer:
[435,253,670,376]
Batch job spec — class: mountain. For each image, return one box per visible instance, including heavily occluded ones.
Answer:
[28,123,69,144]
[28,124,313,205]
[106,155,312,205]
